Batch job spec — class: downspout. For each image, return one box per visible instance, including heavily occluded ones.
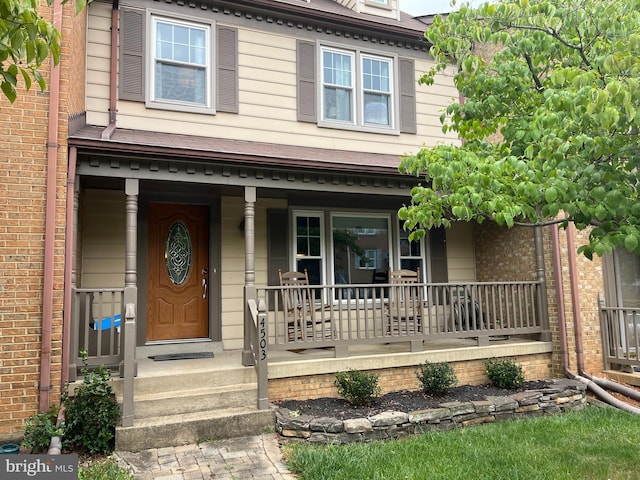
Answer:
[566,224,640,405]
[552,223,640,414]
[40,0,64,412]
[566,224,585,374]
[61,147,77,386]
[101,0,119,140]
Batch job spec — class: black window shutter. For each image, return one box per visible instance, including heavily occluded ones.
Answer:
[119,8,145,102]
[297,40,317,123]
[267,209,289,286]
[429,226,448,283]
[217,26,238,113]
[398,57,417,134]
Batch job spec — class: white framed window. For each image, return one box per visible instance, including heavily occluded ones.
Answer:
[398,220,425,281]
[149,15,213,112]
[362,55,392,127]
[320,46,395,130]
[321,48,355,123]
[331,214,391,285]
[292,212,325,285]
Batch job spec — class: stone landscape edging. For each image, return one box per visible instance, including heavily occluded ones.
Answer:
[275,379,587,444]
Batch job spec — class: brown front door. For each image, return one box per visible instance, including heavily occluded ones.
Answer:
[147,203,209,341]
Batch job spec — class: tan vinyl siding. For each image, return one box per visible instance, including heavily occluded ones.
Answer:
[80,189,126,288]
[446,222,476,282]
[219,196,287,348]
[86,2,112,125]
[85,2,459,154]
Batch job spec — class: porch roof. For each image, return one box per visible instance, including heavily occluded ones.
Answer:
[69,126,415,177]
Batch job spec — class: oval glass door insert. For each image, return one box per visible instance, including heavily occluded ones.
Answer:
[165,221,192,285]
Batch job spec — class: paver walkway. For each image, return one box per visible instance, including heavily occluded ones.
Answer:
[113,433,296,479]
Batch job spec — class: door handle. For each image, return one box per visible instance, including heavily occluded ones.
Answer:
[202,278,208,299]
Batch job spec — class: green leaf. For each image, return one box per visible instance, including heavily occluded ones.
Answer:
[624,235,639,252]
[1,81,17,103]
[544,188,558,203]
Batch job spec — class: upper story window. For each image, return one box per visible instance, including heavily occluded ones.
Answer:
[119,8,238,114]
[362,55,392,126]
[322,49,354,123]
[151,17,211,108]
[297,40,416,134]
[320,46,394,130]
[366,0,391,6]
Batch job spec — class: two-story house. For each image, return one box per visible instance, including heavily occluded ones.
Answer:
[2,0,635,451]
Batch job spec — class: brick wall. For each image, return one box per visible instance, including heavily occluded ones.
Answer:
[474,223,537,282]
[0,2,80,441]
[473,221,605,379]
[268,354,553,402]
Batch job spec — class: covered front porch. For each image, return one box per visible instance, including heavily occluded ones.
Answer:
[65,132,554,444]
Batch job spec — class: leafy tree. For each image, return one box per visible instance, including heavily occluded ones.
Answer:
[0,0,87,103]
[399,0,640,259]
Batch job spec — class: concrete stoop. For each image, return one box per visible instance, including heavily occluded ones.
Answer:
[111,358,274,452]
[115,407,275,452]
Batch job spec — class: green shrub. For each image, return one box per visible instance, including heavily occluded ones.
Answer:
[79,459,133,480]
[416,361,458,395]
[485,357,525,389]
[21,405,63,453]
[63,353,121,455]
[335,369,381,406]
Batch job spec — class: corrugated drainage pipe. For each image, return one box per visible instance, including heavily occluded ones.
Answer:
[552,223,640,414]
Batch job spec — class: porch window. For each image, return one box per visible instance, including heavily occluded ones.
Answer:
[294,213,324,285]
[292,211,436,291]
[332,215,390,285]
[399,220,424,282]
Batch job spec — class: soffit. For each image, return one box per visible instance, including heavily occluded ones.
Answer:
[148,0,430,48]
[69,126,420,195]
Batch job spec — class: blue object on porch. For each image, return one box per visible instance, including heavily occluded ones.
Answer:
[92,313,121,331]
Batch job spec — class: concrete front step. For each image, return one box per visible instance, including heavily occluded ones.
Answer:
[124,383,259,418]
[110,366,258,397]
[115,407,275,452]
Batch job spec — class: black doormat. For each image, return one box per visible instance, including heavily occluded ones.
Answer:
[148,352,214,361]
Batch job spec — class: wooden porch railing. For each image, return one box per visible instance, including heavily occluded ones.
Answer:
[256,280,544,357]
[599,296,640,371]
[70,287,124,381]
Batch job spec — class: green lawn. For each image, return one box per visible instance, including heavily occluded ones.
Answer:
[284,406,640,480]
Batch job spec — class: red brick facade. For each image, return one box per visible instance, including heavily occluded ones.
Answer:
[0,2,86,441]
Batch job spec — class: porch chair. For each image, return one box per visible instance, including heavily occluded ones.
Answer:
[386,269,423,335]
[278,269,335,344]
[450,287,486,332]
[371,269,389,298]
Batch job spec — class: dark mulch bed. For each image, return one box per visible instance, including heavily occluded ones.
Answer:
[275,381,548,420]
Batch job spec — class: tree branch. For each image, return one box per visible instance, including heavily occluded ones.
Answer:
[523,53,544,92]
